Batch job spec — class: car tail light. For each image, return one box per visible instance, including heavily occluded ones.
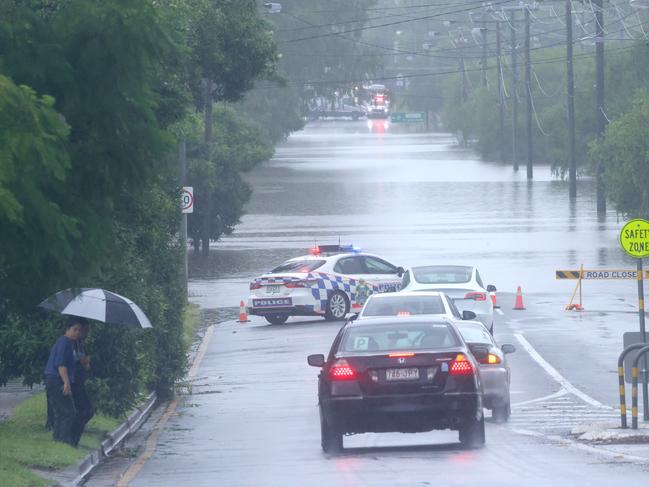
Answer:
[397,311,411,317]
[464,291,487,301]
[388,352,415,358]
[449,354,474,376]
[249,282,262,290]
[329,359,356,381]
[284,279,316,288]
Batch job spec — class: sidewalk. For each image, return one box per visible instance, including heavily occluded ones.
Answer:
[0,379,43,421]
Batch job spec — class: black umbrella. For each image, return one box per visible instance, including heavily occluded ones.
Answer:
[38,288,152,328]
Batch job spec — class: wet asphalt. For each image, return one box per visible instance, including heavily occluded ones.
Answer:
[86,120,649,486]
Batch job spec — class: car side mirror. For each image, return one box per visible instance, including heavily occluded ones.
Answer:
[396,266,405,277]
[471,346,489,361]
[307,354,325,367]
[501,344,516,354]
[462,310,477,320]
[349,313,359,322]
[486,284,497,292]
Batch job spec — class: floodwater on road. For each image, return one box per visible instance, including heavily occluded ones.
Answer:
[189,120,634,309]
[84,120,649,487]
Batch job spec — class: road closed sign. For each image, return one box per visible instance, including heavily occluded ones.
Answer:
[181,186,194,214]
[620,219,649,258]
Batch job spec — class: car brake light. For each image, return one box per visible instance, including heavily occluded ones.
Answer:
[388,352,415,358]
[284,280,315,288]
[397,311,411,316]
[464,291,487,301]
[449,354,473,376]
[329,359,356,380]
[310,246,321,255]
[250,282,262,290]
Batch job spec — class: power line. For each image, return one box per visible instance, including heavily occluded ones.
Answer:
[278,0,517,44]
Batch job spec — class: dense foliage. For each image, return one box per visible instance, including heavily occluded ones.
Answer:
[439,40,649,217]
[0,0,282,415]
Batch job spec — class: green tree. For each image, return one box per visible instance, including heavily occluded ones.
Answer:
[187,104,274,249]
[591,90,649,218]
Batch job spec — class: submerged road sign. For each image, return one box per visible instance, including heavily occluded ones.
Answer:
[556,269,649,279]
[390,112,426,123]
[620,219,649,258]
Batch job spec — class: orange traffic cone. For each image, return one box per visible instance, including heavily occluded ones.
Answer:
[490,291,499,309]
[513,286,526,310]
[238,300,250,323]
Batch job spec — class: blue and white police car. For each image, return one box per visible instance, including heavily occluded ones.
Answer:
[247,245,404,325]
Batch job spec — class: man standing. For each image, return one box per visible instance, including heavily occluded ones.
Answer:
[44,317,82,445]
[71,320,93,446]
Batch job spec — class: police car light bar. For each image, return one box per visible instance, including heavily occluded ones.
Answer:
[310,244,361,255]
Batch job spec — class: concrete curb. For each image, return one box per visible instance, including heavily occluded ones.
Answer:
[571,421,649,444]
[65,391,157,486]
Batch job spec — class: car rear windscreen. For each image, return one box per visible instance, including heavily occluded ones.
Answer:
[413,266,472,284]
[456,324,493,345]
[271,260,325,273]
[340,323,458,353]
[362,295,445,316]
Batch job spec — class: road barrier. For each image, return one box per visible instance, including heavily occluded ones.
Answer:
[238,300,250,323]
[513,286,525,310]
[618,343,646,428]
[631,345,649,429]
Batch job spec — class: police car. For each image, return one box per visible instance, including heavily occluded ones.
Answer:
[247,245,404,325]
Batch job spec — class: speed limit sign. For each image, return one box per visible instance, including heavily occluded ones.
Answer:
[181,186,194,214]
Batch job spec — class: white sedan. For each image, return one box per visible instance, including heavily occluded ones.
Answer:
[357,291,478,322]
[400,265,496,333]
[247,245,404,324]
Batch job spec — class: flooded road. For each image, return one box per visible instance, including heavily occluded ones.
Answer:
[190,120,633,309]
[86,121,649,487]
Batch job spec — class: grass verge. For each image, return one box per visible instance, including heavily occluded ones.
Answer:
[182,302,202,351]
[0,393,119,487]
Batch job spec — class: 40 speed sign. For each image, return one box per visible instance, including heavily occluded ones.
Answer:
[181,186,194,214]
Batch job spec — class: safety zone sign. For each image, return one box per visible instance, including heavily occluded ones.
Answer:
[556,269,649,280]
[181,186,193,214]
[620,219,649,258]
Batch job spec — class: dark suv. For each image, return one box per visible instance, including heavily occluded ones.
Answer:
[307,316,485,453]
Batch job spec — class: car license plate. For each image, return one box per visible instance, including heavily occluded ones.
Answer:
[266,285,281,294]
[386,368,419,381]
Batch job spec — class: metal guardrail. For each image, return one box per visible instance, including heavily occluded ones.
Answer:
[632,345,649,429]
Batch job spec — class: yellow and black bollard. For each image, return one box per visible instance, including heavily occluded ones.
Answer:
[617,343,646,429]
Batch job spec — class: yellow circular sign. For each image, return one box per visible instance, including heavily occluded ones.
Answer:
[620,219,649,258]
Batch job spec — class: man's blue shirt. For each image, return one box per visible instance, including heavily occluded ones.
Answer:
[44,336,76,379]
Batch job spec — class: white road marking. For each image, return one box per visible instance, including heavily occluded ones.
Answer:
[514,333,612,410]
[512,388,568,407]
